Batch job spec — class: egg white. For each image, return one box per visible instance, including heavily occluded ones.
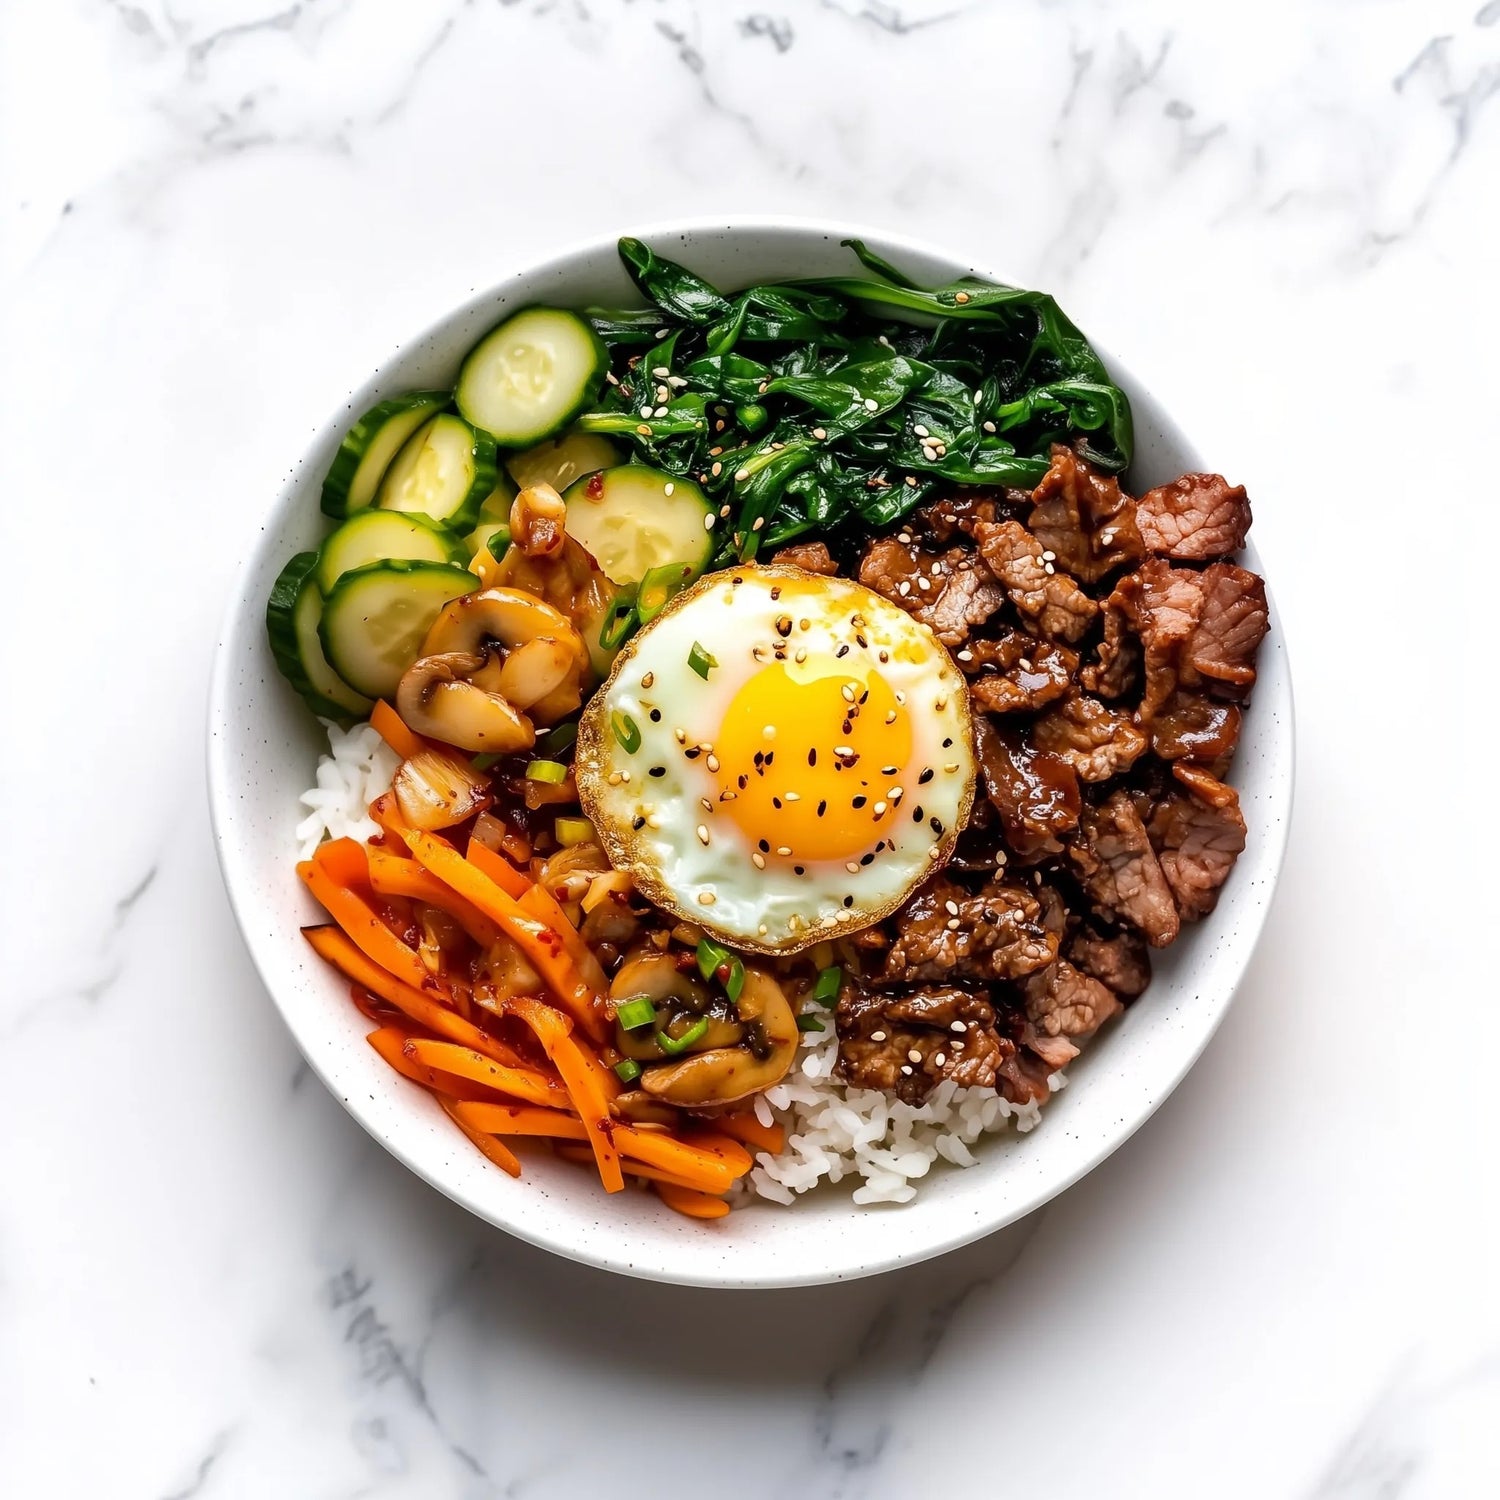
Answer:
[576,563,977,954]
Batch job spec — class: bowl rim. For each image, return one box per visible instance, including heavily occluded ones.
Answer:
[207,215,1295,1288]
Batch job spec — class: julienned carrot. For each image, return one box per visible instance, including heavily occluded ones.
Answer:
[518,884,609,996]
[677,1132,754,1178]
[452,1100,746,1194]
[403,1037,567,1109]
[304,925,523,1066]
[653,1180,731,1220]
[392,822,603,1041]
[506,996,622,1193]
[299,855,431,993]
[370,698,427,761]
[463,836,531,898]
[365,847,500,947]
[366,1026,501,1103]
[368,791,407,844]
[552,1143,730,1197]
[439,1097,522,1178]
[716,1110,786,1156]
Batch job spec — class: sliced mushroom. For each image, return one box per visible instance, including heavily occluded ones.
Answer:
[395,651,534,755]
[423,586,588,673]
[493,636,581,714]
[639,968,798,1107]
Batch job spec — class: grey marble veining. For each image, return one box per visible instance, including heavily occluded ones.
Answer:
[1,1,1496,1495]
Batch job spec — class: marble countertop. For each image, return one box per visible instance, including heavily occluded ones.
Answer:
[3,1,1497,1495]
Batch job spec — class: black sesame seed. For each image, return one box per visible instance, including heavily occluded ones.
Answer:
[649,766,666,778]
[632,816,646,830]
[843,895,854,907]
[684,747,701,759]
[807,748,817,767]
[852,795,867,809]
[836,644,850,658]
[758,839,770,852]
[930,817,945,834]
[817,800,827,816]
[648,709,661,722]
[942,737,953,748]
[794,865,805,876]
[764,752,774,765]
[860,853,875,866]
[912,806,924,822]
[772,797,782,809]
[738,774,749,789]
[918,768,935,785]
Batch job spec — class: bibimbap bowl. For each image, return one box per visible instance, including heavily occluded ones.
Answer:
[207,220,1293,1288]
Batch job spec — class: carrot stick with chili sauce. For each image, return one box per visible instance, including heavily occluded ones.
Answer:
[438,1097,522,1177]
[366,1026,509,1103]
[552,1143,734,1198]
[503,996,621,1192]
[370,699,427,761]
[365,847,500,947]
[518,884,609,997]
[715,1110,786,1156]
[304,925,525,1066]
[463,835,531,898]
[391,822,604,1041]
[402,1037,567,1109]
[450,1103,587,1138]
[299,853,431,994]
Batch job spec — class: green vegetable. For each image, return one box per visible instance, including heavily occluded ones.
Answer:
[655,1018,711,1056]
[320,391,448,518]
[313,508,465,596]
[614,1059,642,1084]
[537,720,579,756]
[616,997,656,1031]
[265,552,373,720]
[376,412,497,531]
[554,816,593,846]
[688,642,717,680]
[598,596,639,653]
[573,237,1132,562]
[506,431,621,494]
[797,1014,827,1033]
[696,938,730,981]
[560,465,712,587]
[725,958,745,1005]
[811,965,842,1005]
[636,561,695,623]
[525,759,568,784]
[610,710,640,754]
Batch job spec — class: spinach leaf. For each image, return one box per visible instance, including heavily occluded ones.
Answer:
[618,238,732,325]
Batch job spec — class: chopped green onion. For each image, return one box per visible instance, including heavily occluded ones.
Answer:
[696,937,731,981]
[656,1017,711,1055]
[725,957,745,1004]
[471,752,501,771]
[475,522,510,554]
[797,1013,826,1032]
[811,965,842,1005]
[613,1059,642,1084]
[616,997,656,1031]
[538,719,578,756]
[554,816,594,847]
[610,710,641,754]
[525,758,568,784]
[637,561,694,623]
[688,641,718,679]
[599,593,640,651]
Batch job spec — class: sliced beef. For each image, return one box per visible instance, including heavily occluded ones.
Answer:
[1137,473,1252,561]
[1148,774,1247,921]
[975,717,1081,859]
[958,631,1077,714]
[1022,959,1123,1042]
[1150,690,1242,767]
[1067,922,1152,1000]
[921,488,1026,543]
[773,539,840,575]
[973,519,1098,643]
[1028,445,1144,584]
[995,1032,1075,1107]
[1109,558,1269,720]
[881,873,1059,985]
[1031,693,1149,782]
[1079,599,1140,701]
[1069,791,1181,947]
[858,537,1006,646]
[836,979,1013,1105]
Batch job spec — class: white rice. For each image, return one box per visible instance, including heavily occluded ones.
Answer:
[297,720,1065,1205]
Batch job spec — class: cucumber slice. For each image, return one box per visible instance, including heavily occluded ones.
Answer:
[464,518,511,559]
[561,465,713,585]
[456,308,608,447]
[320,391,448,518]
[506,431,621,494]
[477,469,518,520]
[376,413,496,530]
[266,552,373,720]
[314,509,466,596]
[319,560,476,700]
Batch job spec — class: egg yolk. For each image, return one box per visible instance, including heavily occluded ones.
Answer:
[713,657,913,862]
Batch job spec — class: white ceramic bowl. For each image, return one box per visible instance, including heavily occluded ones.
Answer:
[208,220,1293,1288]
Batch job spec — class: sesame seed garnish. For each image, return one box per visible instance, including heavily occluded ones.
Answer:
[895,691,906,705]
[607,771,623,785]
[663,482,675,497]
[697,890,716,905]
[945,900,960,916]
[651,365,669,378]
[833,745,854,757]
[711,461,723,477]
[674,728,687,744]
[735,467,750,482]
[642,671,655,688]
[900,1064,913,1076]
[1019,658,1032,671]
[944,762,960,773]
[752,852,765,869]
[873,801,887,816]
[954,290,971,304]
[840,684,856,703]
[636,423,651,435]
[705,754,720,772]
[885,710,897,724]
[695,825,709,845]
[812,427,827,440]
[933,1053,947,1068]
[795,648,808,664]
[785,791,800,802]
[946,918,961,930]
[934,695,947,711]
[640,404,654,418]
[907,1048,923,1064]
[950,1020,967,1033]
[956,650,973,662]
[915,576,931,592]
[928,846,941,859]
[719,503,732,517]
[752,517,764,531]
[703,512,715,531]
[897,580,911,596]
[863,397,879,411]
[871,1030,887,1042]
[1043,562,1055,575]
[913,424,930,438]
[1041,549,1056,562]
[776,845,792,856]
[845,861,860,874]
[605,370,619,385]
[982,420,997,433]
[646,813,661,829]
[655,328,670,339]
[905,475,918,487]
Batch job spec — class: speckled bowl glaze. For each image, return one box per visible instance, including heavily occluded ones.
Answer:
[208,220,1294,1289]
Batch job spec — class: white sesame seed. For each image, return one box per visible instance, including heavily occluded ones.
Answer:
[735,467,750,482]
[928,846,941,859]
[905,475,918,487]
[812,427,828,440]
[1019,658,1032,671]
[607,771,623,785]
[895,691,906,705]
[873,801,887,816]
[668,375,687,388]
[954,290,971,304]
[907,1048,922,1064]
[885,710,897,724]
[840,684,856,702]
[982,420,997,433]
[871,1030,887,1042]
[897,581,911,596]
[945,900,959,916]
[973,390,983,405]
[711,461,722,477]
[758,923,768,935]
[946,918,961,930]
[621,770,631,783]
[897,532,912,544]
[706,754,720,772]
[605,370,619,385]
[833,746,853,757]
[1041,549,1056,562]
[913,424,930,438]
[776,845,792,856]
[915,576,931,592]
[656,406,670,418]
[845,861,860,874]
[637,423,651,436]
[752,853,766,869]
[784,791,800,802]
[950,1020,967,1033]
[674,728,687,744]
[934,695,947,710]
[900,1064,913,1076]
[646,813,661,828]
[752,517,764,531]
[656,385,669,402]
[863,397,879,411]
[933,1053,947,1068]
[697,890,716,905]
[703,512,715,531]
[720,503,732,517]
[695,825,710,845]
[664,482,675,496]
[652,366,670,378]
[795,648,808,664]
[640,405,654,418]
[944,762,960,773]
[701,797,713,813]
[957,649,974,662]
[1043,562,1055,574]
[655,328,670,339]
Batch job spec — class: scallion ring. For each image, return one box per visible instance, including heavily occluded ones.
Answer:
[525,759,568,784]
[613,1058,642,1084]
[796,1014,826,1033]
[811,965,842,1005]
[615,997,656,1031]
[688,641,718,680]
[696,937,730,982]
[655,1018,711,1056]
[610,710,641,754]
[554,816,594,847]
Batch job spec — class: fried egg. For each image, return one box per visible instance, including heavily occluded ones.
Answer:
[575,564,977,954]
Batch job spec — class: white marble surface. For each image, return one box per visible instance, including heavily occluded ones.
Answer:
[3,0,1497,1495]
